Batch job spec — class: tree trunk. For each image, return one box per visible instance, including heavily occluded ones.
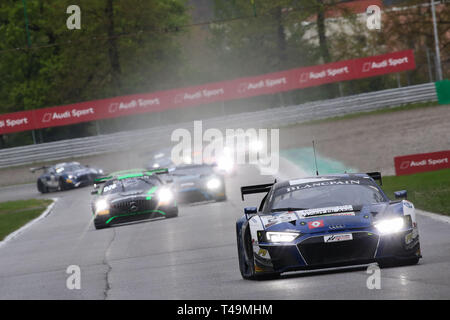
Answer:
[105,0,122,91]
[316,0,337,98]
[316,0,331,64]
[274,6,287,67]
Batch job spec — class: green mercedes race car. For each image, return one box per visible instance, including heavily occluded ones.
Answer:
[91,169,178,229]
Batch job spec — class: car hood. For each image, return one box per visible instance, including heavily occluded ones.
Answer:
[67,168,98,176]
[261,203,402,234]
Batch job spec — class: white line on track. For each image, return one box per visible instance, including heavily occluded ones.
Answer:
[0,197,58,248]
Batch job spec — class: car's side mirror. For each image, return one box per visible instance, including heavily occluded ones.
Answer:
[394,190,408,200]
[244,207,257,214]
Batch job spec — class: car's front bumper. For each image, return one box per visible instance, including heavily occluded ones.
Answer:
[254,228,421,274]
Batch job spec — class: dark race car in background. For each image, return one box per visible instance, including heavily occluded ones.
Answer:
[143,148,174,171]
[236,172,421,280]
[31,162,104,193]
[169,164,227,203]
[91,169,178,229]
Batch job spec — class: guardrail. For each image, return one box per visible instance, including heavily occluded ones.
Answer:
[0,82,437,168]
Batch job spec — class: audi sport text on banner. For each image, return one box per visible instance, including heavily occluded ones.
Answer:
[394,150,450,175]
[0,50,416,135]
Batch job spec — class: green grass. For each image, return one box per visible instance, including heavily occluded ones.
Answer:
[295,101,444,126]
[0,199,53,241]
[382,169,450,215]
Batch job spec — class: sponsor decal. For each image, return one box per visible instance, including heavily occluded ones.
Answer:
[299,205,354,218]
[42,113,52,122]
[261,212,297,228]
[42,108,94,122]
[2,118,29,127]
[0,50,415,135]
[394,150,450,175]
[287,180,361,192]
[324,233,353,243]
[257,248,268,257]
[308,220,324,229]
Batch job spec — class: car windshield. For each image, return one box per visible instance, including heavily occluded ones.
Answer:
[102,177,159,195]
[271,184,386,211]
[55,164,84,173]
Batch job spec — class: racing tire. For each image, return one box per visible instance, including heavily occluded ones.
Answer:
[237,224,279,280]
[37,180,48,194]
[58,177,68,191]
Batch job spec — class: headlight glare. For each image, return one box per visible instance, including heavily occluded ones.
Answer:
[265,231,300,243]
[158,188,173,205]
[95,199,109,213]
[207,178,221,190]
[374,217,404,234]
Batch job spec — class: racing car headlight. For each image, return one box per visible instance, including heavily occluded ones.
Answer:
[374,217,404,234]
[206,178,221,190]
[95,200,110,215]
[158,188,174,205]
[264,231,300,243]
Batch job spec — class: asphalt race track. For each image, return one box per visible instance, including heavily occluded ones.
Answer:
[1,164,450,299]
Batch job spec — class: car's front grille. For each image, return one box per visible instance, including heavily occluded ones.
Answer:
[111,199,156,213]
[298,232,379,266]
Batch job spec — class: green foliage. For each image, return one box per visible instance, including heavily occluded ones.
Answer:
[0,198,53,240]
[383,169,450,215]
[0,0,189,142]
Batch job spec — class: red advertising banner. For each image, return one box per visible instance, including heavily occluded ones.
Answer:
[394,150,450,176]
[0,50,416,135]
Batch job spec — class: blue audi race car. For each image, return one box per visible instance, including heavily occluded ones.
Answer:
[236,172,421,280]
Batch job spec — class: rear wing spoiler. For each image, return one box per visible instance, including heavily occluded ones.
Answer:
[94,168,169,184]
[241,182,275,201]
[29,166,49,173]
[367,172,382,185]
[94,175,111,184]
[147,168,169,175]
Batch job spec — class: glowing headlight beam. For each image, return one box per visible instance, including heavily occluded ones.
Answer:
[206,178,221,190]
[158,188,174,204]
[95,199,109,213]
[266,231,300,243]
[374,217,404,234]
